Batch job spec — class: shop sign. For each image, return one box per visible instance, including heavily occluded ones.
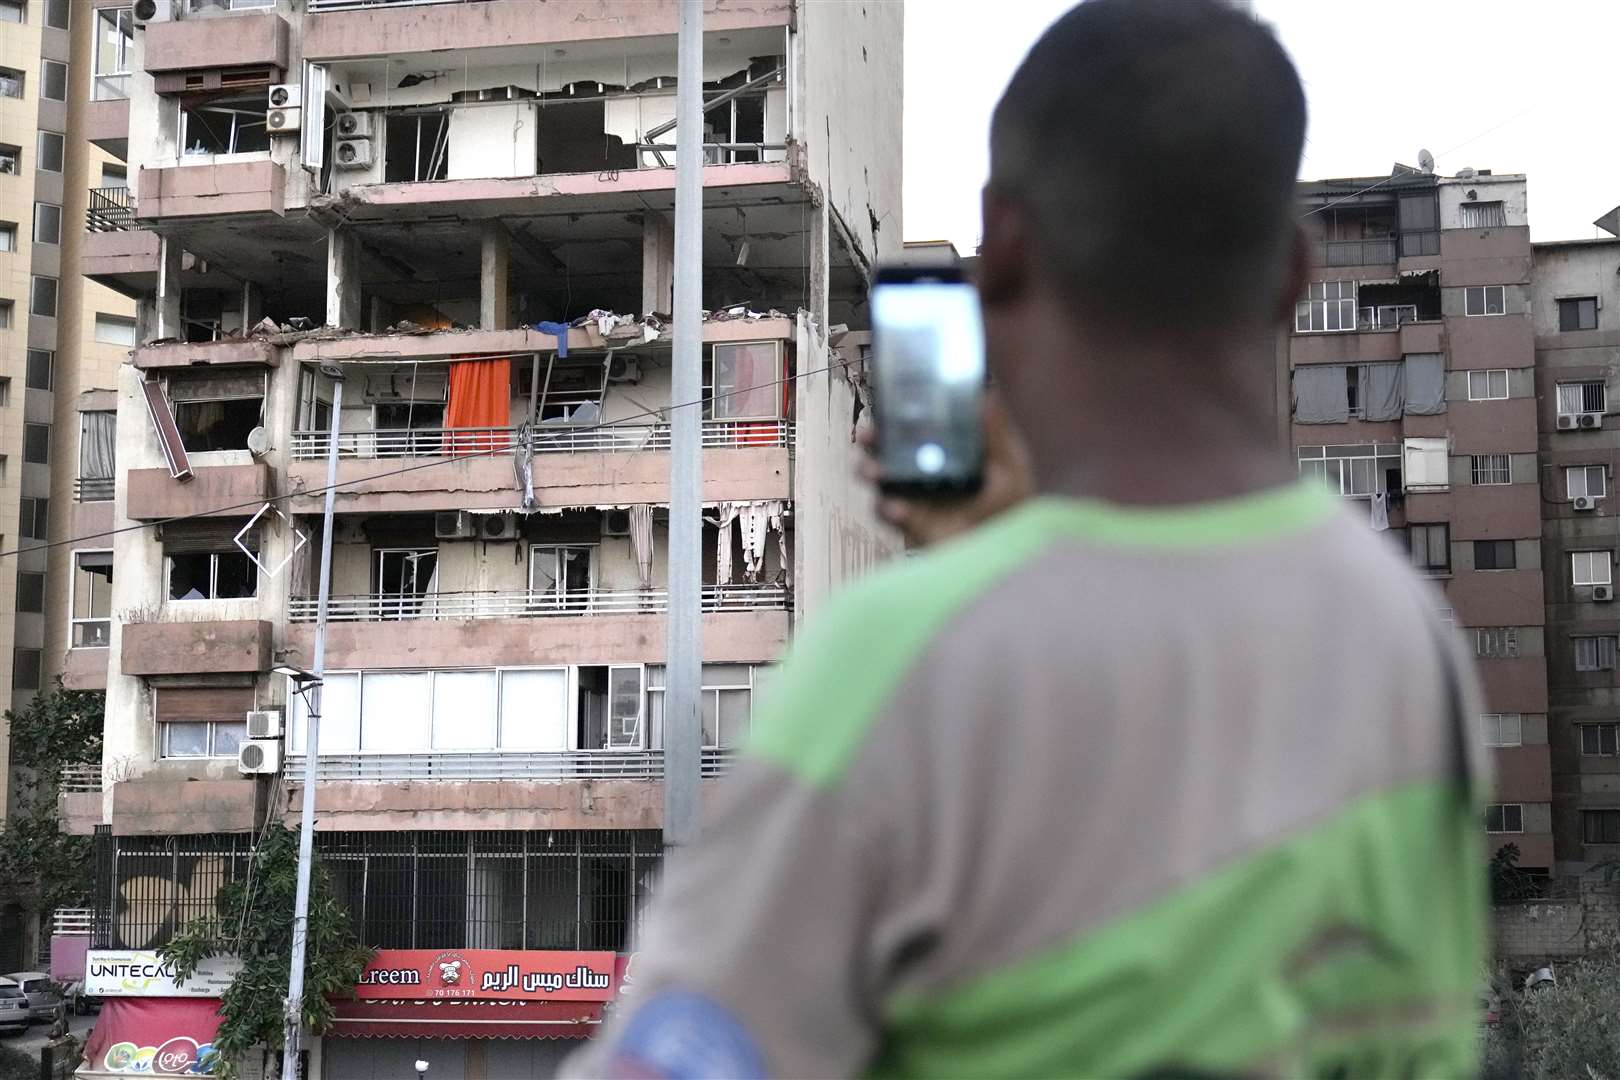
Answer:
[355,949,618,1002]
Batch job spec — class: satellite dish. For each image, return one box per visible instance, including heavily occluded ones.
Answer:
[246,427,271,457]
[1417,149,1434,175]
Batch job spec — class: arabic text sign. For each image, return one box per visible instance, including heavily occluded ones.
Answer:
[355,949,617,1002]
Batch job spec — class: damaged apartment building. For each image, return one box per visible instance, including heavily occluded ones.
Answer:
[1286,165,1552,874]
[63,1,899,1074]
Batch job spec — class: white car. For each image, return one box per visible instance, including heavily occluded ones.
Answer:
[0,978,30,1034]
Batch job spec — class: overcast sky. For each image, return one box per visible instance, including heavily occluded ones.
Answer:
[904,0,1620,252]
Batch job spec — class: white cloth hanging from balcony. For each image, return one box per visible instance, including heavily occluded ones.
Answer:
[715,502,741,584]
[630,504,655,588]
[739,500,784,581]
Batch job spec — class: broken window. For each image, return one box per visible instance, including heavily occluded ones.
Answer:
[534,95,637,176]
[71,550,113,647]
[536,361,607,424]
[384,112,449,183]
[375,548,437,617]
[375,402,446,456]
[164,519,259,599]
[576,665,643,751]
[180,91,270,156]
[528,545,594,609]
[168,369,265,451]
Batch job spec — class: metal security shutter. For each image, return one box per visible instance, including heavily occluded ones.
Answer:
[155,686,255,723]
[158,519,260,553]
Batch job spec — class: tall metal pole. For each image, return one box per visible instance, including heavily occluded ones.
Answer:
[664,0,704,850]
[282,374,344,1080]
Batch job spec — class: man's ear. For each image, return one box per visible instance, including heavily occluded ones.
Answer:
[1276,226,1309,324]
[977,186,1030,307]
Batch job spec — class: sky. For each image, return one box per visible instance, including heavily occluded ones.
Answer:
[903,0,1620,253]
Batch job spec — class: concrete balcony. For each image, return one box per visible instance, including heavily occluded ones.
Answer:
[120,619,272,677]
[142,11,290,75]
[138,159,286,220]
[126,463,270,522]
[110,777,258,836]
[61,648,109,693]
[84,97,130,160]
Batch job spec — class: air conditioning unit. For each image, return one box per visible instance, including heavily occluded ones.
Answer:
[268,83,301,110]
[1595,584,1615,603]
[603,508,632,537]
[478,513,520,541]
[1558,414,1579,430]
[1580,412,1603,429]
[335,111,375,139]
[435,510,474,540]
[606,356,642,384]
[132,0,178,25]
[238,739,281,775]
[246,709,283,739]
[1575,495,1599,512]
[333,139,375,170]
[266,106,301,135]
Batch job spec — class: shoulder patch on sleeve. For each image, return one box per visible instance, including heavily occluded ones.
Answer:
[604,990,768,1080]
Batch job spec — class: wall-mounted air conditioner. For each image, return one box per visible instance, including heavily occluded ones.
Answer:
[132,0,178,26]
[1558,414,1579,431]
[238,739,281,775]
[1595,584,1615,603]
[246,709,283,739]
[1575,495,1599,512]
[436,511,474,540]
[334,139,374,170]
[269,83,301,109]
[607,356,642,384]
[603,509,632,537]
[1580,412,1603,429]
[267,107,301,135]
[335,111,375,139]
[478,514,520,542]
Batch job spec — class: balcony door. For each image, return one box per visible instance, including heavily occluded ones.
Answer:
[376,547,438,618]
[528,545,594,611]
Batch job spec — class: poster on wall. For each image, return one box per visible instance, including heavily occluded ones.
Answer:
[355,949,618,1002]
[80,997,223,1076]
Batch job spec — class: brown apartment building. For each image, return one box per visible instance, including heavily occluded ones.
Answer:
[1289,166,1551,872]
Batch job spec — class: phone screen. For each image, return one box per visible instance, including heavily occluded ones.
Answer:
[871,274,986,494]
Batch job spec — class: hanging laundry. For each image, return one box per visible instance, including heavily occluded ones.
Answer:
[738,502,777,580]
[513,421,536,511]
[629,504,655,588]
[768,501,788,581]
[531,321,569,358]
[714,503,740,584]
[1369,491,1390,532]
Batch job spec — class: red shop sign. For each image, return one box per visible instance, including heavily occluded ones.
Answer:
[355,949,618,1002]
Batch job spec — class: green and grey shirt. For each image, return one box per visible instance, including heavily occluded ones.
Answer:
[570,485,1486,1079]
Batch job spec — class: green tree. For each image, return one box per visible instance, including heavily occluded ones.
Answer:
[162,826,372,1080]
[0,682,102,916]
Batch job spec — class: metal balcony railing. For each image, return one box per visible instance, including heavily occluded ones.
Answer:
[60,763,103,794]
[1320,238,1396,267]
[289,419,792,461]
[52,908,94,937]
[75,476,115,502]
[307,0,478,9]
[286,748,738,782]
[287,583,788,623]
[86,187,133,233]
[1357,304,1420,331]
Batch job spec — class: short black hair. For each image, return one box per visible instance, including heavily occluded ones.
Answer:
[990,0,1305,328]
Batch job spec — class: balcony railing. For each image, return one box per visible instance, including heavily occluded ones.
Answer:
[52,908,94,937]
[287,748,738,782]
[60,763,103,794]
[288,583,788,623]
[290,419,792,461]
[1357,304,1420,331]
[1321,238,1396,267]
[86,187,134,233]
[75,476,115,502]
[307,0,479,9]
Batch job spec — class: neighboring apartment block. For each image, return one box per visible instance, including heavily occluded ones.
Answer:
[0,0,137,969]
[1289,166,1552,872]
[64,0,898,1073]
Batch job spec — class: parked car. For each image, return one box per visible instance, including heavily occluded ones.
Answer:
[4,971,62,1022]
[0,979,29,1034]
[63,979,101,1016]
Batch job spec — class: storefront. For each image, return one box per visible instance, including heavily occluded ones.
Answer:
[77,950,241,1077]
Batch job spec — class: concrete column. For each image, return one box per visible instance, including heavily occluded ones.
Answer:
[156,236,183,341]
[241,280,263,329]
[326,228,362,330]
[480,221,511,331]
[642,212,675,315]
[368,296,387,333]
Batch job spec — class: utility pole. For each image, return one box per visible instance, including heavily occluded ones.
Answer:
[664,0,704,850]
[282,368,345,1080]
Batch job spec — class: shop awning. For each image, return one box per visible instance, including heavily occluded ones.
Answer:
[79,997,222,1076]
[328,998,601,1041]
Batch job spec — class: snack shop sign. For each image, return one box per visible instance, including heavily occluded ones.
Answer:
[354,949,618,1002]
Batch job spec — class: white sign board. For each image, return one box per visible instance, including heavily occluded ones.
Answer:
[84,950,242,997]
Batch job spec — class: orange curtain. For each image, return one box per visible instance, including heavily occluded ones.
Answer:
[446,357,511,454]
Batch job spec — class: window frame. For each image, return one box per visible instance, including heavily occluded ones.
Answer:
[25,349,52,392]
[0,299,12,330]
[0,144,18,175]
[29,275,58,318]
[1574,635,1619,673]
[32,202,60,246]
[1408,522,1451,576]
[1485,803,1523,834]
[36,131,64,174]
[92,7,133,101]
[1459,201,1507,230]
[1467,369,1509,401]
[1559,296,1600,333]
[1297,444,1402,498]
[69,549,113,649]
[0,66,22,99]
[1568,465,1607,501]
[12,648,40,691]
[0,221,14,252]
[22,422,49,464]
[1464,285,1507,317]
[1572,550,1614,587]
[40,59,67,103]
[94,313,136,347]
[1583,724,1620,757]
[19,497,47,541]
[160,719,246,760]
[1473,539,1516,571]
[1471,453,1512,486]
[1558,381,1608,416]
[1475,627,1519,660]
[1480,713,1522,749]
[165,550,260,602]
[1584,808,1620,845]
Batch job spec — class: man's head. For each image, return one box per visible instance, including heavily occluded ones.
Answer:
[981,0,1306,340]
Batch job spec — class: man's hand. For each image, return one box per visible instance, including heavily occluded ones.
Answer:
[859,394,1035,548]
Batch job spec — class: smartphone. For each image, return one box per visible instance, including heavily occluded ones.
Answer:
[870,265,987,495]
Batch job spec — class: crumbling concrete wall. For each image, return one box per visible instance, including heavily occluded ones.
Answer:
[1495,882,1620,962]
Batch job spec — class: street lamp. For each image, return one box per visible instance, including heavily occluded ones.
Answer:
[272,664,321,688]
[415,1060,429,1079]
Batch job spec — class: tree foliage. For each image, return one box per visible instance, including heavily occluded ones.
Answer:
[0,682,102,914]
[162,826,372,1080]
[1487,942,1620,1080]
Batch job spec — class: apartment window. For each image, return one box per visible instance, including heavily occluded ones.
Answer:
[70,551,113,647]
[25,350,51,392]
[41,60,67,103]
[1460,202,1507,229]
[1584,810,1620,845]
[1471,453,1511,486]
[1572,551,1613,587]
[30,275,57,318]
[0,222,13,252]
[168,370,265,452]
[23,423,49,464]
[37,131,64,173]
[0,0,22,22]
[92,7,133,100]
[1559,296,1599,332]
[1485,804,1523,834]
[0,300,10,329]
[647,664,762,749]
[12,649,40,691]
[710,342,785,420]
[374,548,437,616]
[181,91,271,156]
[1474,540,1516,571]
[1295,280,1357,333]
[33,202,60,246]
[1408,523,1450,576]
[1467,369,1508,401]
[1297,444,1400,498]
[19,498,47,540]
[1465,285,1506,317]
[1559,381,1608,416]
[0,67,22,98]
[1481,714,1522,748]
[79,411,115,500]
[102,164,126,189]
[383,113,450,183]
[1402,437,1449,491]
[44,0,68,29]
[1575,635,1618,673]
[1475,627,1519,659]
[1569,465,1607,501]
[1583,724,1620,757]
[15,572,43,614]
[528,545,594,607]
[168,551,258,601]
[94,314,136,346]
[0,144,18,174]
[156,687,250,759]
